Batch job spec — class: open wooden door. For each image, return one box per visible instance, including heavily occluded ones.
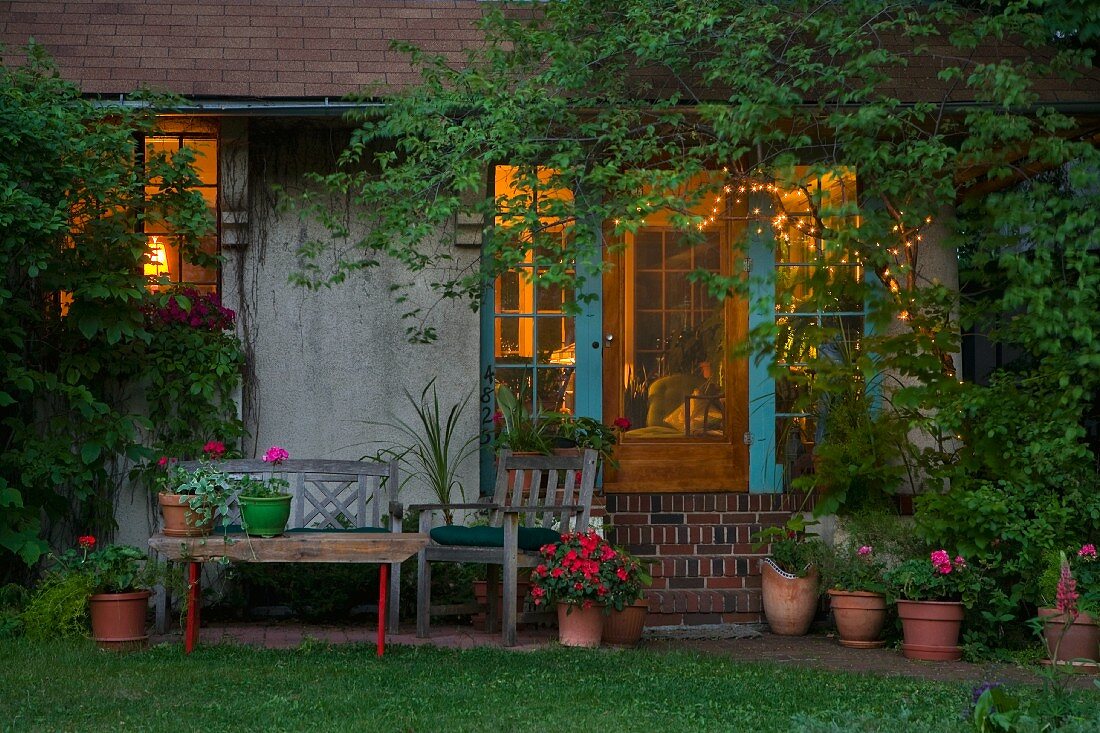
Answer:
[602,215,749,493]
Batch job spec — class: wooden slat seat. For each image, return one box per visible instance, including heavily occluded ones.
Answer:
[414,449,599,646]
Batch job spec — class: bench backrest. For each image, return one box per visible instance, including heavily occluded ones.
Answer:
[490,449,599,534]
[177,459,400,530]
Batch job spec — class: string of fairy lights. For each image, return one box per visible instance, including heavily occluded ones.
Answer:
[498,167,936,326]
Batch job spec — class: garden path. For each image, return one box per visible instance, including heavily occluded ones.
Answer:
[151,622,1093,689]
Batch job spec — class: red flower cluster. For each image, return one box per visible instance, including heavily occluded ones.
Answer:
[77,535,96,550]
[147,289,235,331]
[529,529,648,611]
[203,440,226,458]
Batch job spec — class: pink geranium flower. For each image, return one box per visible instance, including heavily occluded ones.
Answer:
[262,445,289,464]
[1078,544,1097,559]
[857,545,872,556]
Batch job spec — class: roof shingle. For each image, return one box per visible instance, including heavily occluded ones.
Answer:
[1,1,1097,105]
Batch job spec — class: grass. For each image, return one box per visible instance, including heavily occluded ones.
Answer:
[1,639,1098,732]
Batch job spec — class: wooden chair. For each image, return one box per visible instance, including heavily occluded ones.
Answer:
[413,449,599,646]
[153,458,403,633]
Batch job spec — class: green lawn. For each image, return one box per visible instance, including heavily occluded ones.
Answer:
[1,640,1097,732]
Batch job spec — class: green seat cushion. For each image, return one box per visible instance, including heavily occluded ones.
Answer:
[221,524,390,534]
[430,525,561,552]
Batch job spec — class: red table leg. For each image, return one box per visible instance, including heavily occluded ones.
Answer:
[377,563,388,657]
[185,561,201,654]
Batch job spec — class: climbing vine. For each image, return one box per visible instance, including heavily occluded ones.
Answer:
[0,46,243,580]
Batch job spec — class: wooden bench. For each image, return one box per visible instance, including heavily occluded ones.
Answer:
[413,449,599,646]
[149,458,423,655]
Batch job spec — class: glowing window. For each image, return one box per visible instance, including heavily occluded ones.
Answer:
[143,120,219,293]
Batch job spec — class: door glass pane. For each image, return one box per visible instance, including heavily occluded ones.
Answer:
[824,265,863,312]
[498,271,523,312]
[491,165,577,432]
[537,366,574,413]
[535,270,570,312]
[621,228,725,439]
[635,231,663,269]
[495,367,533,407]
[536,316,573,361]
[495,316,531,362]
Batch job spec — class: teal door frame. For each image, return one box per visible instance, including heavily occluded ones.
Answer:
[478,234,603,495]
[572,235,603,421]
[745,193,783,493]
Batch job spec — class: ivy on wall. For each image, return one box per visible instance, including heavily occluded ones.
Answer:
[0,46,243,580]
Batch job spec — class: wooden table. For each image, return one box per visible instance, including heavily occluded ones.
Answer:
[149,532,428,656]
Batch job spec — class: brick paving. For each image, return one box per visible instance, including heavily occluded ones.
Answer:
[151,621,1094,688]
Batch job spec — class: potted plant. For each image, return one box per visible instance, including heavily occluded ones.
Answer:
[752,516,826,636]
[601,545,652,647]
[547,414,631,468]
[235,445,293,537]
[49,536,161,650]
[364,381,479,526]
[156,459,234,537]
[493,385,553,455]
[1035,544,1099,667]
[529,529,622,648]
[884,549,985,661]
[825,542,888,648]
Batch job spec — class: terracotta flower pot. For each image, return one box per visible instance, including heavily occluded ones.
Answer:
[760,558,819,636]
[896,599,964,661]
[828,589,887,648]
[1039,608,1100,666]
[89,590,151,651]
[472,579,532,631]
[602,598,648,647]
[158,492,214,537]
[557,602,603,648]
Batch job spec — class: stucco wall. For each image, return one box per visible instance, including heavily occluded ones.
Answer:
[113,118,483,547]
[226,119,483,510]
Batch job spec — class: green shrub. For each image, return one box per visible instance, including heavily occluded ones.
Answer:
[0,583,28,639]
[21,573,96,641]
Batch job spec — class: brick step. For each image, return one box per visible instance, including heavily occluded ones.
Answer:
[610,523,763,549]
[646,555,767,581]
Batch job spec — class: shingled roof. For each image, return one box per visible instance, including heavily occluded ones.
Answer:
[1,0,1098,106]
[0,0,484,99]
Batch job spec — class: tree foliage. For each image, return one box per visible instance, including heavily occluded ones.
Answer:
[0,46,243,580]
[297,1,1099,643]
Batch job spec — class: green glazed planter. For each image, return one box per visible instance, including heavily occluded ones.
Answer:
[238,494,292,537]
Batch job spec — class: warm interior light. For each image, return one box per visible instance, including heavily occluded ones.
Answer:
[145,236,167,278]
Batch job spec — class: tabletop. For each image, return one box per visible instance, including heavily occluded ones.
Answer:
[149,531,429,563]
